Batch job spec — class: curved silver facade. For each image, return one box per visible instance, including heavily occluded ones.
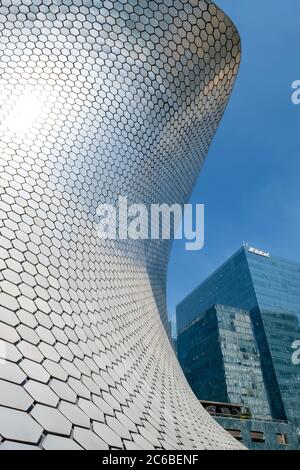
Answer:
[0,0,241,450]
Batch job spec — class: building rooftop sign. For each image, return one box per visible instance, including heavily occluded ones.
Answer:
[248,247,270,258]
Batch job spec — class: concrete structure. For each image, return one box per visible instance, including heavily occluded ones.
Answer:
[201,400,298,451]
[0,1,241,450]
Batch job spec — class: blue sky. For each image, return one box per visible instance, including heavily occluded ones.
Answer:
[167,0,300,320]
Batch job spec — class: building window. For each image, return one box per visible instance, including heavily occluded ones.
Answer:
[276,433,288,445]
[250,431,265,442]
[226,429,242,441]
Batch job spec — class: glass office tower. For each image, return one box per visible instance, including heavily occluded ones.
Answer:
[251,308,300,423]
[177,246,300,448]
[178,305,271,419]
[176,246,300,333]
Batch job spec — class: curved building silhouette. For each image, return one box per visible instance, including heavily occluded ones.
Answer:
[0,0,241,449]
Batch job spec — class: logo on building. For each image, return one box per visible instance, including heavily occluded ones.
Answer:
[248,247,270,258]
